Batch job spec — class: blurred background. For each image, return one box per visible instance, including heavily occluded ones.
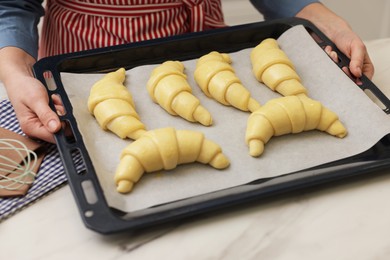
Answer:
[222,0,390,41]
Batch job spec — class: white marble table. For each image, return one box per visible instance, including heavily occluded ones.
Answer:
[2,39,390,260]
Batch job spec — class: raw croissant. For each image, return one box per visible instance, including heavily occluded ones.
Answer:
[251,38,308,96]
[114,127,230,193]
[147,61,213,126]
[88,68,146,140]
[246,95,347,157]
[194,51,261,112]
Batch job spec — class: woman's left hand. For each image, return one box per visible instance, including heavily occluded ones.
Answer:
[296,3,374,81]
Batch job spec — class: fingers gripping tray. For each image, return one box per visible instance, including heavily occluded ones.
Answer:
[33,18,390,234]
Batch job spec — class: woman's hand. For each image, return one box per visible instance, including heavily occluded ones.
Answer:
[0,47,62,143]
[296,2,374,80]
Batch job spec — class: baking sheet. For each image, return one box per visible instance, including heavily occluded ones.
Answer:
[60,25,390,212]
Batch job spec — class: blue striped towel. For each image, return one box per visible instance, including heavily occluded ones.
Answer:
[0,99,82,220]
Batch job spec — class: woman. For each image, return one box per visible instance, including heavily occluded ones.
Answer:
[0,0,374,143]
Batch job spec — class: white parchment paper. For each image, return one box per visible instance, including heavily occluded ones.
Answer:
[60,26,390,212]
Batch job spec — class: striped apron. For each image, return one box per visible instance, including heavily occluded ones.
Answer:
[38,0,226,58]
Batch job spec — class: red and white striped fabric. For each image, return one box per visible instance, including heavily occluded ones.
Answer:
[38,0,226,58]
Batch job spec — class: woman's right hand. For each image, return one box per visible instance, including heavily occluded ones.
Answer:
[0,47,62,143]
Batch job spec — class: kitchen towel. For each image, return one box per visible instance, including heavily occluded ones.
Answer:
[0,99,83,220]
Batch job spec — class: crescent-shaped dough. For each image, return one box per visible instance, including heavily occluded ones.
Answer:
[114,127,230,193]
[147,61,213,126]
[194,51,261,112]
[251,38,308,97]
[246,95,347,157]
[88,68,146,140]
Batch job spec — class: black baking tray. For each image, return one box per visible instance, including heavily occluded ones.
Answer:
[33,18,390,234]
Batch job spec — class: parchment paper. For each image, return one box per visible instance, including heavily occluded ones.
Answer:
[60,25,390,212]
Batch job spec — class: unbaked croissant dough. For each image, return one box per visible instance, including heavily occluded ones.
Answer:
[194,51,261,112]
[114,127,230,193]
[246,95,347,157]
[88,68,146,140]
[251,38,308,96]
[147,61,213,126]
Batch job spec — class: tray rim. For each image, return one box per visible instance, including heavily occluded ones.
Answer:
[33,17,390,234]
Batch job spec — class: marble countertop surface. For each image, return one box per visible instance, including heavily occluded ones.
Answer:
[2,38,390,260]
